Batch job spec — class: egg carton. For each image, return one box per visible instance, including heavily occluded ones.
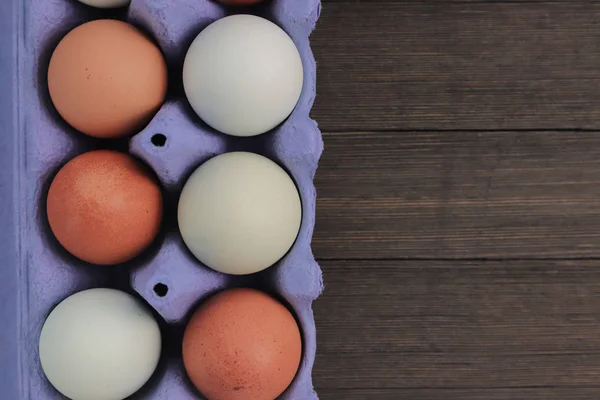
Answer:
[1,0,323,399]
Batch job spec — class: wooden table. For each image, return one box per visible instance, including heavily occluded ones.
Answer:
[309,2,600,399]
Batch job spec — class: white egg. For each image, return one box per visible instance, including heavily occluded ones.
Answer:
[39,289,162,400]
[76,0,130,8]
[178,152,302,275]
[183,15,304,137]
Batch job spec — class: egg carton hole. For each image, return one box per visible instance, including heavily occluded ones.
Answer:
[151,133,167,147]
[153,283,169,297]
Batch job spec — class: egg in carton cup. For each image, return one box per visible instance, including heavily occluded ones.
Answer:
[2,0,323,399]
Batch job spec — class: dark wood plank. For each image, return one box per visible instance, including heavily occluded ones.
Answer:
[322,0,567,2]
[318,388,600,400]
[313,131,600,259]
[311,2,600,131]
[314,260,600,396]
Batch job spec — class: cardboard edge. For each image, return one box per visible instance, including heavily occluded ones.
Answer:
[0,0,23,397]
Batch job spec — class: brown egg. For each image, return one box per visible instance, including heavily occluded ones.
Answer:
[48,20,168,139]
[47,150,163,265]
[183,288,302,400]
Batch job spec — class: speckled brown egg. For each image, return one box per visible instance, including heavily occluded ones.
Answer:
[47,150,163,265]
[182,288,302,400]
[48,20,168,139]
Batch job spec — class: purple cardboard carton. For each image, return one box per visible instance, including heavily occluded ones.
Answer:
[1,0,323,398]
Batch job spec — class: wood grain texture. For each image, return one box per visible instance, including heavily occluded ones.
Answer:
[311,2,600,131]
[317,389,600,400]
[322,0,570,2]
[309,1,600,399]
[313,131,600,260]
[313,260,600,397]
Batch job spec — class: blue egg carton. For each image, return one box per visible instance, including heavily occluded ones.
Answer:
[0,0,323,398]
